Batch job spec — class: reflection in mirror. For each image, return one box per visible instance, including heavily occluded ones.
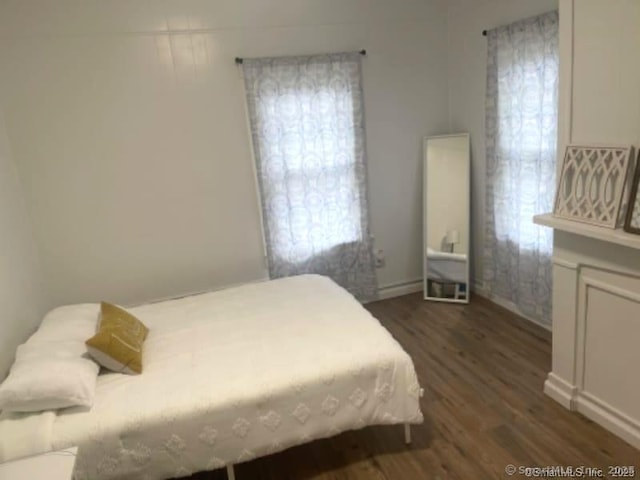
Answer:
[423,134,470,303]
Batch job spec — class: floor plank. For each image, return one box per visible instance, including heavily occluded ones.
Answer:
[186,293,639,479]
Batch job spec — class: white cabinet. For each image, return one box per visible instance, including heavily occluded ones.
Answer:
[535,214,640,449]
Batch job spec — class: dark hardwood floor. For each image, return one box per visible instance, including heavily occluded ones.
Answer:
[189,293,639,479]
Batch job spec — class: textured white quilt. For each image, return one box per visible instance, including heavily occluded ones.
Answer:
[5,275,423,479]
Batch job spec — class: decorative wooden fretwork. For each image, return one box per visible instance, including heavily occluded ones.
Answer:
[554,145,635,229]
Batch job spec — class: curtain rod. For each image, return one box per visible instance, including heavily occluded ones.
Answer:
[235,49,367,64]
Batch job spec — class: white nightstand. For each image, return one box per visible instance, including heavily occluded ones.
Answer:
[0,447,77,480]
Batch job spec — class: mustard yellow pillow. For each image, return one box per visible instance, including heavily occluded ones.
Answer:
[85,302,149,374]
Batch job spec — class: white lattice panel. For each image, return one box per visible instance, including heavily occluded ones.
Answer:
[554,145,634,228]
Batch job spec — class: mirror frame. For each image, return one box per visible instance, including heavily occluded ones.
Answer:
[624,150,640,234]
[423,133,471,304]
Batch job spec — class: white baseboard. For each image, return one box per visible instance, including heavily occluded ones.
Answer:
[472,282,552,332]
[544,373,576,409]
[545,373,640,450]
[471,280,485,295]
[376,279,423,301]
[576,391,640,450]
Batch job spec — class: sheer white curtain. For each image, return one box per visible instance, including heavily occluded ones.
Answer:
[484,11,559,325]
[242,52,377,301]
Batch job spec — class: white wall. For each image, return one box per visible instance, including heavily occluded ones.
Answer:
[447,0,558,287]
[0,0,450,307]
[0,108,47,379]
[568,0,640,145]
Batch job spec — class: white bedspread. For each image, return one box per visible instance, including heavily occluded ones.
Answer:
[0,410,55,462]
[3,275,423,480]
[426,248,468,283]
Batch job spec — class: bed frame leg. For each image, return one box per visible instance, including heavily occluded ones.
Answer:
[227,464,236,480]
[404,423,411,444]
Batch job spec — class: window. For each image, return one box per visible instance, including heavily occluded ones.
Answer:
[242,52,377,301]
[484,11,559,323]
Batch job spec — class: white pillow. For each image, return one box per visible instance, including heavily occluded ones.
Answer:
[0,304,100,413]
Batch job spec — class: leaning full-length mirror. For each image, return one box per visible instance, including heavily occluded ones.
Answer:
[423,134,470,303]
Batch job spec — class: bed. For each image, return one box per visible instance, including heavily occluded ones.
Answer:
[426,247,467,284]
[0,275,423,480]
